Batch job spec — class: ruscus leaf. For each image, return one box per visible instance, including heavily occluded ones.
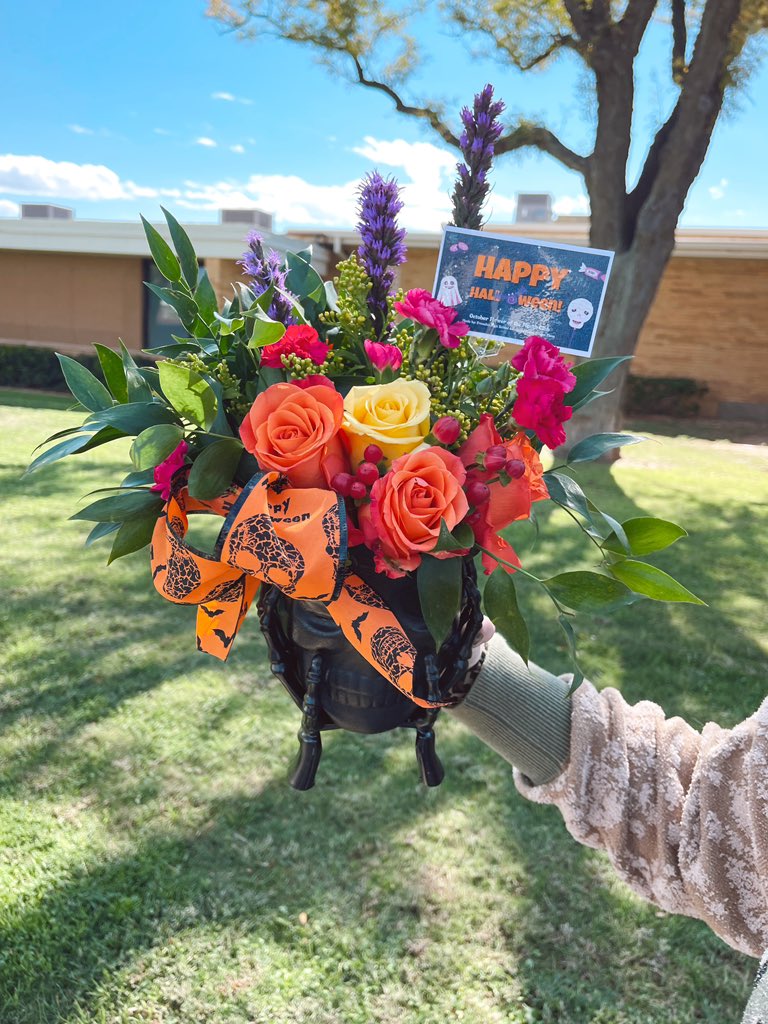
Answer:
[609,560,705,605]
[483,569,530,663]
[187,439,243,499]
[56,353,113,412]
[141,215,181,283]
[417,554,462,647]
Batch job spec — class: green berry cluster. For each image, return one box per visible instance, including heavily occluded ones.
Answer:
[282,353,329,379]
[319,253,374,350]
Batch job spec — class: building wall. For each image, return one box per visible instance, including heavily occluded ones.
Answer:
[0,250,144,352]
[394,247,768,417]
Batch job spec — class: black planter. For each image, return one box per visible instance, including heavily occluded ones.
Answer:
[258,548,483,790]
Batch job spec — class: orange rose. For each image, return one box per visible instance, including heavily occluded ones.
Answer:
[239,382,348,488]
[364,446,469,575]
[460,413,548,574]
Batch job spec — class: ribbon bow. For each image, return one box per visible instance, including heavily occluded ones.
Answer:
[151,472,442,708]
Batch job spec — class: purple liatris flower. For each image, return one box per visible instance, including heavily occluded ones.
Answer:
[238,230,296,326]
[357,172,407,340]
[450,85,505,230]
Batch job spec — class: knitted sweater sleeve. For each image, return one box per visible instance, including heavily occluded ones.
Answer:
[451,636,768,957]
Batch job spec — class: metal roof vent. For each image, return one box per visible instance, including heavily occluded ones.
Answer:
[219,208,273,230]
[21,204,74,220]
[515,193,552,223]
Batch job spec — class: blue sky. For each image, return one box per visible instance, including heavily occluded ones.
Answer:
[2,0,767,232]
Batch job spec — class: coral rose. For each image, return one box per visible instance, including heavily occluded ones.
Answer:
[363,446,469,576]
[239,382,348,488]
[460,413,548,574]
[342,379,430,466]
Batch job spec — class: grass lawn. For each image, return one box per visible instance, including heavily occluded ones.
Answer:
[2,388,767,1024]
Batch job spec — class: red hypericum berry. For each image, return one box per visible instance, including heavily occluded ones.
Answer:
[331,472,354,496]
[484,445,507,472]
[356,461,380,486]
[349,480,368,501]
[466,480,491,506]
[364,443,384,464]
[432,416,461,446]
[505,459,525,479]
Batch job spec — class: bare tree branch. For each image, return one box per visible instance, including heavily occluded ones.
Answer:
[496,122,589,176]
[351,58,460,148]
[618,0,660,53]
[514,34,584,71]
[562,0,594,40]
[671,0,688,83]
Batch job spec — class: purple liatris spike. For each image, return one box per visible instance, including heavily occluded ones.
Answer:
[238,230,296,326]
[450,84,505,231]
[356,172,407,340]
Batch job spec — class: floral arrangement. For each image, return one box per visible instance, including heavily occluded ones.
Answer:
[29,86,702,688]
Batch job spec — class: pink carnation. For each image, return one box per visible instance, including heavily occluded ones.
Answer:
[260,324,330,369]
[150,441,189,501]
[513,378,573,450]
[394,288,469,349]
[510,335,576,392]
[364,338,403,372]
[293,374,335,390]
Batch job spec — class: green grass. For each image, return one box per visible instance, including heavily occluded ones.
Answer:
[2,387,767,1023]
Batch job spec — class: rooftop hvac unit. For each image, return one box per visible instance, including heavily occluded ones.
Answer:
[220,208,274,230]
[21,204,74,220]
[515,193,552,223]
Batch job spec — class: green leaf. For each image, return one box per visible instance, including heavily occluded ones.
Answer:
[141,215,181,283]
[609,560,705,605]
[161,206,199,291]
[26,432,99,475]
[93,344,128,403]
[433,519,474,553]
[71,491,164,523]
[187,439,243,499]
[484,569,530,663]
[202,375,234,437]
[108,513,159,563]
[122,468,156,487]
[86,401,179,436]
[557,614,585,691]
[417,554,462,647]
[543,470,592,523]
[85,521,121,546]
[589,505,630,553]
[157,362,217,429]
[119,341,152,402]
[567,432,644,465]
[214,313,245,336]
[195,269,218,323]
[605,517,688,556]
[248,307,287,349]
[544,571,633,613]
[130,423,185,470]
[56,353,113,412]
[565,356,632,409]
[144,282,198,329]
[284,250,326,305]
[569,388,614,413]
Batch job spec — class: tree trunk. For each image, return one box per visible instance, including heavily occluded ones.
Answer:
[564,230,675,444]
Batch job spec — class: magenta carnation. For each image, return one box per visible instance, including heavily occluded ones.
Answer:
[394,289,469,350]
[510,336,576,392]
[150,441,189,501]
[364,339,403,373]
[513,378,573,449]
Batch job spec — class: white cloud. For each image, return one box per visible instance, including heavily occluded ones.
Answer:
[212,91,253,105]
[552,193,590,217]
[230,144,245,154]
[68,124,94,135]
[708,177,728,200]
[0,154,152,200]
[195,137,217,148]
[154,127,171,136]
[0,198,19,217]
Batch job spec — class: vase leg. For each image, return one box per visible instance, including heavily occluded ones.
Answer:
[289,653,324,791]
[415,710,444,788]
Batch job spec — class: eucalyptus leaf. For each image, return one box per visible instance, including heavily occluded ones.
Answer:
[484,569,530,663]
[85,521,121,547]
[609,560,705,604]
[71,491,164,523]
[195,269,218,323]
[157,362,217,429]
[544,571,633,613]
[130,423,185,470]
[108,513,159,563]
[417,554,462,647]
[604,517,688,556]
[543,470,593,523]
[248,307,286,348]
[187,439,243,499]
[161,206,199,291]
[94,343,128,403]
[144,282,198,328]
[56,353,113,412]
[567,432,644,465]
[26,431,104,475]
[119,340,152,402]
[565,356,632,409]
[285,250,326,306]
[86,401,179,435]
[141,215,181,283]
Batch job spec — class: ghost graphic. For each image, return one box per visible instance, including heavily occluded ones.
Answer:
[437,274,462,307]
[567,298,594,330]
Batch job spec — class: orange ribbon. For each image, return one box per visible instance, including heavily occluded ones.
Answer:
[151,472,442,708]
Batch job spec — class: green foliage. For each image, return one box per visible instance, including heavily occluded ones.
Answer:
[604,517,688,556]
[543,571,633,613]
[626,375,709,418]
[141,215,182,284]
[129,424,185,471]
[188,439,244,499]
[417,554,463,646]
[56,354,113,412]
[609,559,706,605]
[71,490,164,523]
[107,513,159,563]
[483,568,530,662]
[566,432,644,465]
[157,362,217,430]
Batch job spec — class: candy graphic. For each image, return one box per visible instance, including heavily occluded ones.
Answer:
[449,241,470,253]
[436,274,462,306]
[579,262,606,282]
[567,297,594,330]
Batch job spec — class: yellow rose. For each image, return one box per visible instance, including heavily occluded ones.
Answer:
[342,379,431,465]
